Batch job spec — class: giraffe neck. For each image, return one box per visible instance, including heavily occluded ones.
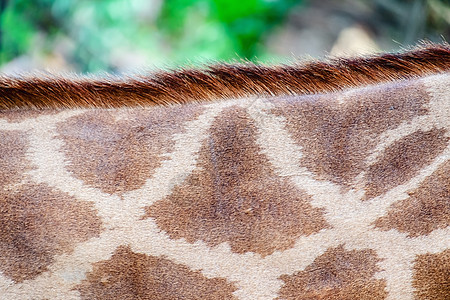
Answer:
[0,47,449,300]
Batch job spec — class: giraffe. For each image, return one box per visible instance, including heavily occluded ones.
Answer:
[0,44,449,300]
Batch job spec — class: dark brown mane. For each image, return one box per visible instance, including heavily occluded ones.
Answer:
[1,43,449,109]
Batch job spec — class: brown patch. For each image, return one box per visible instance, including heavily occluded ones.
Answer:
[364,128,448,199]
[0,183,102,282]
[0,109,57,122]
[277,245,387,300]
[412,249,450,300]
[145,106,329,257]
[0,130,31,188]
[271,79,430,188]
[374,161,450,237]
[57,105,203,194]
[0,44,449,109]
[76,246,237,300]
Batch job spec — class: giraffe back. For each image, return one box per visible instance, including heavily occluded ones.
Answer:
[0,44,449,299]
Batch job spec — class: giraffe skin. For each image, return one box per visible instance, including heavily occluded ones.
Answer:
[0,47,449,300]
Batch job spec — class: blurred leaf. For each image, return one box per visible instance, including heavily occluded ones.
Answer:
[158,0,303,60]
[0,0,448,72]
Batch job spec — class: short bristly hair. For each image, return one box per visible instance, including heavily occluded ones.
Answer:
[0,43,449,109]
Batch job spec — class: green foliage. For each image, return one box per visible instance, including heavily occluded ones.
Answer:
[1,0,36,64]
[0,0,448,72]
[158,0,301,60]
[0,0,301,72]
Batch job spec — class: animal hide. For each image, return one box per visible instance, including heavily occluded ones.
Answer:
[0,44,449,299]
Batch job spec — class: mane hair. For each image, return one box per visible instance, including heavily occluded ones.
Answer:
[0,43,449,109]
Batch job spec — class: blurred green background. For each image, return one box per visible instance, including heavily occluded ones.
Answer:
[0,0,449,73]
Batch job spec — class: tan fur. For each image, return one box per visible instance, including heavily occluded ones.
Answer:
[0,44,449,300]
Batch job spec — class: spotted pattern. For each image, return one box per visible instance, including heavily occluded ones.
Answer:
[57,105,203,194]
[364,128,448,199]
[0,130,31,188]
[412,250,450,300]
[375,161,450,237]
[277,246,387,299]
[0,72,448,300]
[76,246,237,300]
[0,183,102,282]
[270,80,430,189]
[145,106,329,256]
